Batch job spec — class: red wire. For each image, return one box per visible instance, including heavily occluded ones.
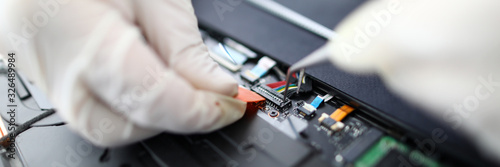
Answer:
[266,72,299,88]
[267,81,287,88]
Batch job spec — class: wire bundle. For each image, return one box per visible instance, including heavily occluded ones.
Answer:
[266,81,297,93]
[275,84,297,93]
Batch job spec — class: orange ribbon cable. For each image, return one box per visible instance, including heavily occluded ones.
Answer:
[330,105,355,122]
[235,86,266,114]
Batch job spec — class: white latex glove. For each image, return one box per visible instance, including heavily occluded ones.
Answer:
[3,0,246,147]
[328,0,500,160]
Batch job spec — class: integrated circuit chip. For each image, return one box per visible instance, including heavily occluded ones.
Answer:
[318,113,345,131]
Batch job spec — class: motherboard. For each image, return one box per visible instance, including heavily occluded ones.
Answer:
[141,30,448,167]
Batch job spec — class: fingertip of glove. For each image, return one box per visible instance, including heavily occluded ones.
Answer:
[213,76,240,97]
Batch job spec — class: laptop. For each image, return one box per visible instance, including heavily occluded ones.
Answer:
[140,0,494,166]
[3,0,494,166]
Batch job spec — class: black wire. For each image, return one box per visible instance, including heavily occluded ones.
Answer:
[29,122,66,127]
[287,116,299,139]
[282,88,298,98]
[0,109,56,145]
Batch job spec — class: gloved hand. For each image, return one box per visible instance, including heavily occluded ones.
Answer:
[327,0,500,160]
[3,0,246,147]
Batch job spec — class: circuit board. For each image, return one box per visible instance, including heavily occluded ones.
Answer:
[144,30,449,167]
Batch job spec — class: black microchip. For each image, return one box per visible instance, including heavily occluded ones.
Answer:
[320,117,336,128]
[375,149,422,167]
[297,107,315,119]
[340,128,383,162]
